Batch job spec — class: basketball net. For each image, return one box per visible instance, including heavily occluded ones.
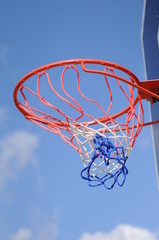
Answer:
[14,59,152,189]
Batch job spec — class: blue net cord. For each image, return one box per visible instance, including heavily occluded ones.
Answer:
[80,134,128,190]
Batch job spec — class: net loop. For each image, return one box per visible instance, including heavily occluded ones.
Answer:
[80,133,128,190]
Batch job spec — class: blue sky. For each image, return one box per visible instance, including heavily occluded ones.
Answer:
[0,0,159,240]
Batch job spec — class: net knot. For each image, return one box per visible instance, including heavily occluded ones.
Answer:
[38,70,46,77]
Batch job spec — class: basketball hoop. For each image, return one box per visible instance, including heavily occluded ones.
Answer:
[13,59,159,189]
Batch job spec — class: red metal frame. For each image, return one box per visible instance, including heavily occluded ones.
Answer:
[13,59,159,128]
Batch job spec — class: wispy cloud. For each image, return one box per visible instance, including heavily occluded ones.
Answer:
[10,228,32,240]
[0,130,38,189]
[79,224,157,240]
[35,207,59,240]
[0,107,8,127]
[37,221,58,240]
[9,213,59,240]
[0,44,10,66]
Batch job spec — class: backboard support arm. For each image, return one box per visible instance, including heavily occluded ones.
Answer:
[139,79,159,103]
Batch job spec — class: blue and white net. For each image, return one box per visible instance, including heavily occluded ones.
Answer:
[70,121,132,190]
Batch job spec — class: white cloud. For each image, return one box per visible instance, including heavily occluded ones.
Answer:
[0,130,38,189]
[79,224,157,240]
[10,228,32,240]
